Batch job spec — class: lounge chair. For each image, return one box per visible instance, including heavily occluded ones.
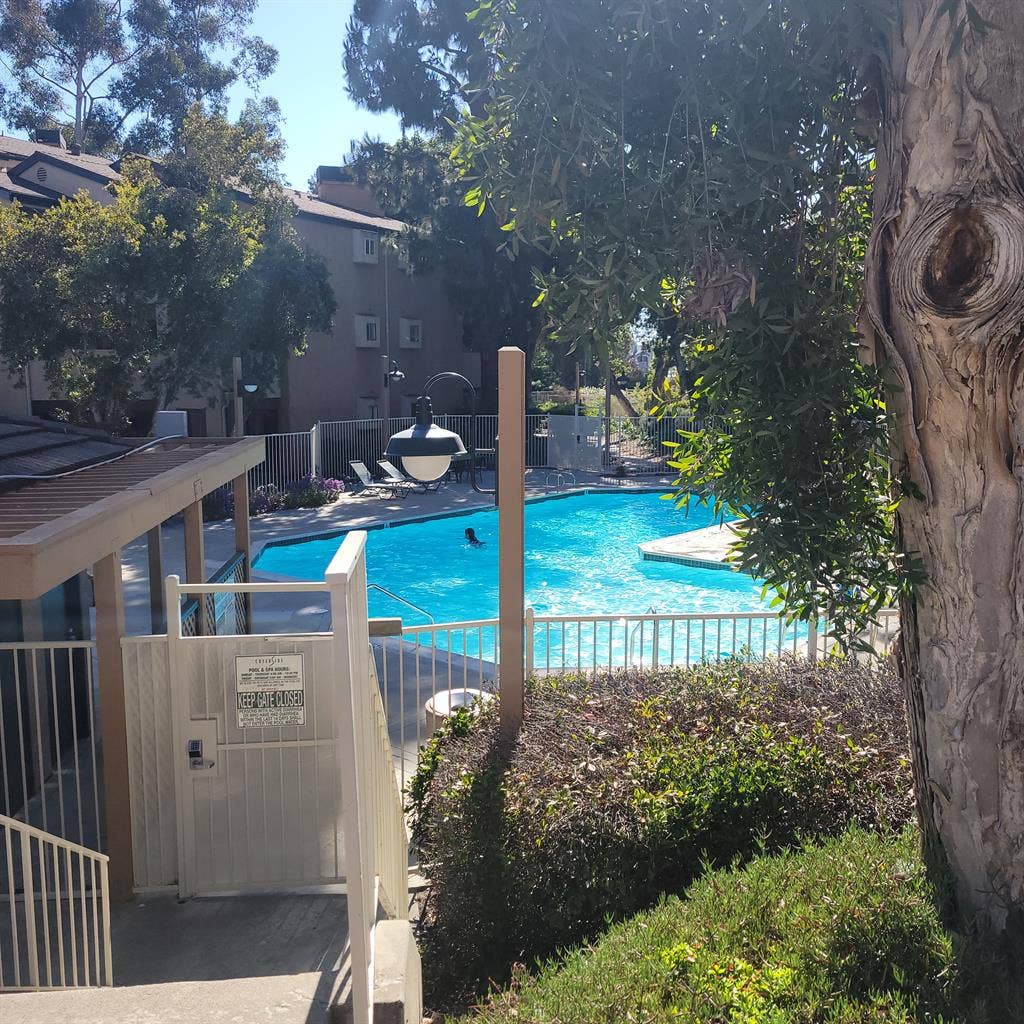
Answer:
[378,459,441,494]
[349,460,406,499]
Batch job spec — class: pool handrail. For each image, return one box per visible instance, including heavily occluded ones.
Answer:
[368,582,435,624]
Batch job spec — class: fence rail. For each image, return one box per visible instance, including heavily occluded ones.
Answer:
[180,550,250,637]
[375,607,899,790]
[1,813,112,990]
[248,413,708,492]
[0,642,102,853]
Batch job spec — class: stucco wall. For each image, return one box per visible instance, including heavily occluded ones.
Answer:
[283,216,478,430]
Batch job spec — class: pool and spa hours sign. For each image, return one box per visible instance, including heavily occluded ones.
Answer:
[235,654,306,729]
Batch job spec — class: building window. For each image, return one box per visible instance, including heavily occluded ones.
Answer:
[399,318,423,349]
[352,229,380,264]
[354,315,381,348]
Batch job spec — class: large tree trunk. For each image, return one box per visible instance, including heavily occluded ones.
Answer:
[865,0,1024,936]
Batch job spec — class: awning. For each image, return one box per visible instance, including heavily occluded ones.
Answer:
[0,436,265,600]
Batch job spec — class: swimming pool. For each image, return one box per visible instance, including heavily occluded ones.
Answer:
[255,489,769,624]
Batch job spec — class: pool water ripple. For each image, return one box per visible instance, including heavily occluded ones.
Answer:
[256,490,768,624]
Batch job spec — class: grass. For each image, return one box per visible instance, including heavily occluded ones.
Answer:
[453,828,1024,1024]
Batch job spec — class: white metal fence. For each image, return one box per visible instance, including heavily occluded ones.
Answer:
[247,413,707,492]
[1,813,112,990]
[0,642,102,853]
[374,607,900,789]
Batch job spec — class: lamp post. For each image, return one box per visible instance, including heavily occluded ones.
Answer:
[383,352,525,733]
[383,370,494,497]
[231,356,259,437]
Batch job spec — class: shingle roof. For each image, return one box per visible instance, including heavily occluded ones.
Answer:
[285,187,404,231]
[0,168,50,202]
[0,417,131,485]
[0,135,121,179]
[0,133,405,230]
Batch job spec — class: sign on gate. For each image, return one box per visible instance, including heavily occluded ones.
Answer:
[235,654,306,728]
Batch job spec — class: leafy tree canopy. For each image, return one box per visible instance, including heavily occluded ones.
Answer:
[0,0,277,152]
[454,0,913,642]
[343,0,488,133]
[346,133,546,406]
[0,105,336,429]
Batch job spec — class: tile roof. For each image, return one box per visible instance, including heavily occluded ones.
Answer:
[0,417,132,485]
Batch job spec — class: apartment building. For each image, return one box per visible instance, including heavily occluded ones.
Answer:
[0,132,478,434]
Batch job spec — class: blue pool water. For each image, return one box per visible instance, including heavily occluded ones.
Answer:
[256,490,769,625]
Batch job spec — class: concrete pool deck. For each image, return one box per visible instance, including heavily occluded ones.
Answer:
[639,521,742,571]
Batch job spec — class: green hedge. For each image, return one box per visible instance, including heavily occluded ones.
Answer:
[410,658,914,1007]
[456,828,1023,1024]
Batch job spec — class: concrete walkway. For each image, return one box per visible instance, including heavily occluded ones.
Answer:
[2,893,352,1024]
[638,521,743,571]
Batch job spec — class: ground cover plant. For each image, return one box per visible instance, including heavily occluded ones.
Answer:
[454,828,1024,1024]
[411,658,914,1007]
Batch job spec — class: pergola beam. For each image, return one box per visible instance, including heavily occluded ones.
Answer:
[0,437,264,601]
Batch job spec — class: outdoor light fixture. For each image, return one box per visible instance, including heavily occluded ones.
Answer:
[384,371,494,495]
[236,381,259,396]
[386,359,405,384]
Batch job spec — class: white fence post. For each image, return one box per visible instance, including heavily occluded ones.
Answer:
[310,423,319,478]
[327,533,375,1024]
[806,616,819,661]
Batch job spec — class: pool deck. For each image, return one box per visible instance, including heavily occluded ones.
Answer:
[639,521,742,571]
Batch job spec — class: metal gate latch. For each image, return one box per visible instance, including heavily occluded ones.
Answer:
[187,738,215,771]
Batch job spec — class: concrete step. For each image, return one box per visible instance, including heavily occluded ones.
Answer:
[2,970,346,1023]
[2,920,420,1024]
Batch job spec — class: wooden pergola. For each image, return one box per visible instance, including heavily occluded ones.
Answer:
[0,435,265,899]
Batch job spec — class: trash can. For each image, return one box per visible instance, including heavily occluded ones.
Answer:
[423,687,494,734]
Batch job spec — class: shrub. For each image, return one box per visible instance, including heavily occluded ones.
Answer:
[455,829,1024,1024]
[249,483,285,515]
[411,658,913,1007]
[282,474,344,509]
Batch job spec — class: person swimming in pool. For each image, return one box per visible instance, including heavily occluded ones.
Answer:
[465,527,485,547]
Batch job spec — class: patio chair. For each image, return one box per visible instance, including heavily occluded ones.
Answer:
[349,460,401,498]
[378,459,441,494]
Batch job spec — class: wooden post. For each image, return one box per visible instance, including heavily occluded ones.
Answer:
[233,473,252,632]
[94,551,133,900]
[146,526,165,634]
[498,347,526,735]
[183,499,207,635]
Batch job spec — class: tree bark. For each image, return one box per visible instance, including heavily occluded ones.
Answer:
[865,0,1024,936]
[608,371,640,418]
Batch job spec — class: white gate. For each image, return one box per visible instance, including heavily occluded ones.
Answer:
[164,580,346,896]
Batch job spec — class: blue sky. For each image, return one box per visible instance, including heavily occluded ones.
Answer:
[228,0,403,188]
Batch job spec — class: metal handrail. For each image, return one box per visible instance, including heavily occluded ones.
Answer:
[628,606,659,663]
[368,583,435,623]
[0,813,113,990]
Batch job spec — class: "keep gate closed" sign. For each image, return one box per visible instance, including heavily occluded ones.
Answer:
[235,654,306,729]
